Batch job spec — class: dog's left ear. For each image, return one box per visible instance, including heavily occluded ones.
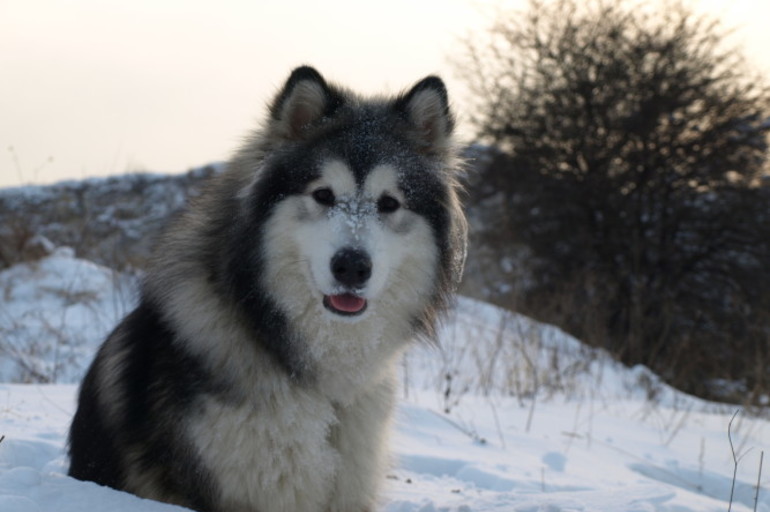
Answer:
[269,66,344,141]
[394,76,454,154]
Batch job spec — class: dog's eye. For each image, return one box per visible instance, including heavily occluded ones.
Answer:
[377,194,401,214]
[312,188,335,207]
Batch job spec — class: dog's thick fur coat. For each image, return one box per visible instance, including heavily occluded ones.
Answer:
[68,66,467,512]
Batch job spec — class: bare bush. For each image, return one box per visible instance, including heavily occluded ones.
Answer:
[458,0,770,402]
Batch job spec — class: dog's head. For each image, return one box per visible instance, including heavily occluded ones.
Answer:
[238,67,467,337]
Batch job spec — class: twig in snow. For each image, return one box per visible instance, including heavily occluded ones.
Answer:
[430,410,487,445]
[754,451,764,512]
[728,409,740,512]
[489,400,506,449]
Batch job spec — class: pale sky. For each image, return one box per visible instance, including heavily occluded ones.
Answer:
[2,0,770,188]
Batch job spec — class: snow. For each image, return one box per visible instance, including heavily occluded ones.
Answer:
[0,248,136,383]
[1,250,769,511]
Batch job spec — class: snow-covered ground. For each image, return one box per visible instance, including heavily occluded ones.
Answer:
[1,250,769,511]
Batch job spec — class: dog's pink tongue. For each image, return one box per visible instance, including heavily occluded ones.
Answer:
[329,294,366,313]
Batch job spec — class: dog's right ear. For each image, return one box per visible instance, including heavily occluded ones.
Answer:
[269,66,343,141]
[393,75,454,155]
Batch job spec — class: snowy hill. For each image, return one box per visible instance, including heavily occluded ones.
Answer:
[1,250,769,511]
[0,165,219,271]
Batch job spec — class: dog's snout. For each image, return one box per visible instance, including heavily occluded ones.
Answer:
[331,248,372,288]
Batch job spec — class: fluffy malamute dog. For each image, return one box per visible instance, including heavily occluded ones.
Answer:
[68,66,467,512]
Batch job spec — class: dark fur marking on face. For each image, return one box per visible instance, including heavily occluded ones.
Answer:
[223,168,316,381]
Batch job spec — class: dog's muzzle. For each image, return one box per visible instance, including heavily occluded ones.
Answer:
[324,248,371,316]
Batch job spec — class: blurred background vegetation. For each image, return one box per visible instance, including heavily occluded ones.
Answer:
[458,0,770,405]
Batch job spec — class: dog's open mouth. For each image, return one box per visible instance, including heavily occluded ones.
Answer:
[323,293,368,316]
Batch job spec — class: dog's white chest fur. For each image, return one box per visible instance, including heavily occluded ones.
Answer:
[189,387,339,512]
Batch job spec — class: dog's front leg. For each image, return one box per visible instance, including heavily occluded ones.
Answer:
[326,370,398,512]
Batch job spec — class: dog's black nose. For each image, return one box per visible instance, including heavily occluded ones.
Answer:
[331,248,372,288]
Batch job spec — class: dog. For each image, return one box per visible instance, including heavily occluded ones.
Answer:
[68,65,467,512]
